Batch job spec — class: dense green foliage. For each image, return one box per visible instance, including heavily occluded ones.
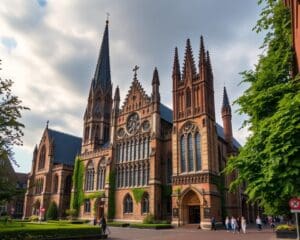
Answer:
[46,201,58,220]
[142,214,155,224]
[107,170,116,219]
[84,191,105,200]
[131,188,145,203]
[225,0,300,215]
[0,221,101,240]
[70,157,85,214]
[0,65,28,201]
[129,223,172,229]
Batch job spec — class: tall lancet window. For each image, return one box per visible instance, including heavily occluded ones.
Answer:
[195,132,202,171]
[85,162,94,191]
[188,133,194,171]
[97,162,106,190]
[180,135,186,172]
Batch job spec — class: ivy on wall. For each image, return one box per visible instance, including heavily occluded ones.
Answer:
[107,170,115,220]
[161,185,172,198]
[131,188,145,203]
[84,191,105,200]
[70,157,85,214]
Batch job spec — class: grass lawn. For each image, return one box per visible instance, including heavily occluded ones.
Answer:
[0,221,102,240]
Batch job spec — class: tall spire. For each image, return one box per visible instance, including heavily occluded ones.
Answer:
[114,85,120,102]
[152,67,160,103]
[93,20,111,90]
[206,50,213,81]
[172,47,181,81]
[182,39,197,81]
[199,36,206,80]
[222,86,231,111]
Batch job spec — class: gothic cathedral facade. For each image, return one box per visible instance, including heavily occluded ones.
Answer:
[24,20,254,227]
[77,20,245,228]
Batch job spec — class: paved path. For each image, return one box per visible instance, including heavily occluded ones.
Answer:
[107,226,277,240]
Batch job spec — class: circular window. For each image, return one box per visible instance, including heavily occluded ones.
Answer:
[126,112,140,134]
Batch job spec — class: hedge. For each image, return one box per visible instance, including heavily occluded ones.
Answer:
[129,223,173,229]
[0,224,102,240]
[107,221,130,227]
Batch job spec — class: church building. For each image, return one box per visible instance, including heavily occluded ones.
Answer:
[24,19,257,228]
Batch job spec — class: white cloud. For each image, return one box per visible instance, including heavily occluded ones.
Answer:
[0,0,262,173]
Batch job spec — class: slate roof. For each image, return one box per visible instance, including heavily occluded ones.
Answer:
[159,104,241,148]
[160,104,173,123]
[47,129,82,166]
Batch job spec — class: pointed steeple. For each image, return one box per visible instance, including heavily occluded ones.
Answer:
[93,20,111,90]
[199,36,206,81]
[152,67,160,85]
[152,67,160,103]
[172,47,181,81]
[114,85,120,102]
[206,50,213,80]
[182,39,197,81]
[222,86,231,110]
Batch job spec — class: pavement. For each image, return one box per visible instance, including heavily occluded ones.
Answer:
[107,225,278,240]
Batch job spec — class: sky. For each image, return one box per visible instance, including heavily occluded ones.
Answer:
[0,0,263,173]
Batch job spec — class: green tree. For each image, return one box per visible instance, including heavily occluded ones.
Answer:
[70,157,84,214]
[46,201,58,220]
[0,60,29,165]
[225,0,300,215]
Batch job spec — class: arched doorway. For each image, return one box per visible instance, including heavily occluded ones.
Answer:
[181,190,201,224]
[32,199,41,216]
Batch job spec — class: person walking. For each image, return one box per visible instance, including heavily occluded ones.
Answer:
[211,216,217,231]
[241,216,247,234]
[225,216,230,232]
[99,216,107,235]
[231,216,237,234]
[237,217,241,233]
[256,216,262,231]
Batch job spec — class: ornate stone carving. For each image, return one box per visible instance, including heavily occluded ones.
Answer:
[126,112,140,135]
[141,120,150,132]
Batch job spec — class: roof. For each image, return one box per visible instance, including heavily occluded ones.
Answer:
[160,104,173,123]
[216,123,241,148]
[47,129,82,166]
[159,105,241,148]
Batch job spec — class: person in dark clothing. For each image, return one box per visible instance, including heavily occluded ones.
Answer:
[211,217,217,230]
[236,217,241,233]
[100,217,107,235]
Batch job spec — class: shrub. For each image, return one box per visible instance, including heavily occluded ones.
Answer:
[143,214,155,224]
[66,208,77,220]
[29,215,39,222]
[46,201,58,220]
[276,224,296,231]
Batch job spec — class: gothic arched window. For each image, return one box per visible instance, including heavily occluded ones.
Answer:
[97,161,106,190]
[123,194,133,213]
[38,146,46,170]
[180,135,186,172]
[84,126,90,143]
[188,133,194,171]
[141,193,149,214]
[84,199,91,213]
[196,132,202,171]
[85,162,94,191]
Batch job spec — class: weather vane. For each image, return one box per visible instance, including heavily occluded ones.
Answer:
[133,65,139,79]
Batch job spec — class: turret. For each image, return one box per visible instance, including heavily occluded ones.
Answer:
[221,86,233,147]
[152,67,160,104]
[182,38,197,83]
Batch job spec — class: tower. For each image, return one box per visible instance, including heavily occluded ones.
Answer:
[171,37,220,228]
[221,86,233,151]
[82,20,113,152]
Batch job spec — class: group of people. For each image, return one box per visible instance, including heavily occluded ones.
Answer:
[224,216,247,233]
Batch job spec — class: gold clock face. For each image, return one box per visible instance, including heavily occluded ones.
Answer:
[126,112,140,134]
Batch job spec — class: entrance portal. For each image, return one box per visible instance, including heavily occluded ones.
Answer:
[189,206,200,223]
[181,190,201,225]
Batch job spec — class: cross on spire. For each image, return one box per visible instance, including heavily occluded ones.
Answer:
[133,65,139,79]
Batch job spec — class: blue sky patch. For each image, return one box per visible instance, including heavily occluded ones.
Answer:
[37,0,47,7]
[1,37,17,51]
